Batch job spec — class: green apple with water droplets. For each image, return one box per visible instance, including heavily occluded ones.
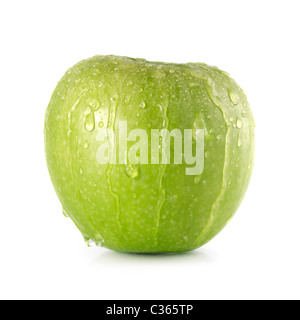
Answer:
[44,55,255,253]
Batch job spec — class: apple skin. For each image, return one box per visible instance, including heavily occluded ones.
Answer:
[44,55,255,253]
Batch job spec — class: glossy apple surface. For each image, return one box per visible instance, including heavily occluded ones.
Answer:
[44,55,255,253]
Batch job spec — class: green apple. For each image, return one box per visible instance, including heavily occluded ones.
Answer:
[44,55,255,253]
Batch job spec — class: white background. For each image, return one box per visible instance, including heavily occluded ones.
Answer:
[0,0,299,300]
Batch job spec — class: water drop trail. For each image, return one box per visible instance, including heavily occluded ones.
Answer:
[194,76,231,246]
[105,94,127,241]
[154,95,169,247]
[68,96,104,243]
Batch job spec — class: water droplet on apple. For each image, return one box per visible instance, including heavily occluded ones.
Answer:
[242,110,247,117]
[79,168,83,175]
[125,95,131,104]
[194,175,201,184]
[85,113,95,132]
[110,95,118,102]
[87,98,100,111]
[205,151,209,159]
[237,118,243,129]
[228,90,240,105]
[85,238,104,247]
[139,101,146,108]
[132,193,137,199]
[62,208,69,218]
[125,164,139,178]
[216,135,221,140]
[84,105,92,115]
[83,141,89,149]
[98,121,104,128]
